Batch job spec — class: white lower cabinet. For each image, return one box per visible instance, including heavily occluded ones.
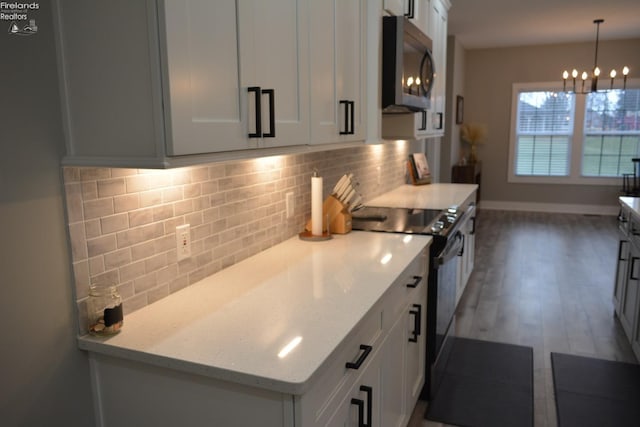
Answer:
[85,245,430,427]
[613,201,640,362]
[457,204,476,305]
[325,347,383,426]
[298,249,429,426]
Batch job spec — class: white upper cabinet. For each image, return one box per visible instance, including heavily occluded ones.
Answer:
[163,0,309,156]
[309,0,366,145]
[236,0,309,150]
[428,0,448,137]
[55,0,310,167]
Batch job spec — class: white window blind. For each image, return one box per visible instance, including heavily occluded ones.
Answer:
[582,89,640,177]
[515,91,575,176]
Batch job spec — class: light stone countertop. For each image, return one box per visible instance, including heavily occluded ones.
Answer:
[620,196,640,217]
[366,183,478,210]
[78,231,431,395]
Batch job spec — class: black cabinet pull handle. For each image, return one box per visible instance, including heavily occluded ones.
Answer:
[351,386,372,427]
[418,110,427,131]
[404,0,415,19]
[349,101,355,134]
[618,240,628,262]
[351,398,365,426]
[434,112,443,130]
[630,257,639,281]
[458,233,465,257]
[340,100,350,135]
[409,304,421,342]
[262,89,275,138]
[248,86,262,138]
[471,216,477,235]
[406,275,422,288]
[346,344,372,370]
[361,385,372,427]
[339,100,355,135]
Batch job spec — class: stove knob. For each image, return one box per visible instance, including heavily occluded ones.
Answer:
[431,221,444,234]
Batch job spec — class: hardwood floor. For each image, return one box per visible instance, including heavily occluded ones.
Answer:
[408,209,638,427]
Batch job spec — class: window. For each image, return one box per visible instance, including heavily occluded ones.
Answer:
[509,83,640,185]
[583,90,640,177]
[514,91,574,176]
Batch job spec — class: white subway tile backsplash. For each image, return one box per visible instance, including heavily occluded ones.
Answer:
[101,213,128,234]
[113,193,139,213]
[84,198,113,220]
[64,144,411,334]
[97,178,126,198]
[87,234,117,258]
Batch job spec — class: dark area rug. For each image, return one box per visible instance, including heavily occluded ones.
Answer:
[551,352,640,427]
[425,337,533,427]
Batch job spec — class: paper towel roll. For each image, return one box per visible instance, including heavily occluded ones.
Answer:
[311,175,323,236]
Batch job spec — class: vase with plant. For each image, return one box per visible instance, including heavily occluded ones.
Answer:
[460,123,487,164]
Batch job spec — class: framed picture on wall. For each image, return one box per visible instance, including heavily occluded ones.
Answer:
[456,95,464,124]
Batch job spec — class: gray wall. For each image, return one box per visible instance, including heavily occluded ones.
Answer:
[464,38,640,208]
[0,3,95,426]
[442,35,466,182]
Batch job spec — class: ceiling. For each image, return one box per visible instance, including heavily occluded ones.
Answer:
[448,0,640,49]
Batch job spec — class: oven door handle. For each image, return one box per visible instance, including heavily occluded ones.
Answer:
[434,231,464,267]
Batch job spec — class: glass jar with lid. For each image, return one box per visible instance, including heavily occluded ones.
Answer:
[87,284,123,335]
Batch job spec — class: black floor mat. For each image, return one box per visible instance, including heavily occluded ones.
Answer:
[551,352,640,427]
[425,337,534,427]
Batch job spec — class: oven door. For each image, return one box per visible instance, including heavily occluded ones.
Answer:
[433,230,463,360]
[424,230,463,400]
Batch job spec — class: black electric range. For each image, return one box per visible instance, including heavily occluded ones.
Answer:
[351,205,468,400]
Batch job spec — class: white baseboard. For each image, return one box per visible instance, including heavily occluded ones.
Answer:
[478,200,618,216]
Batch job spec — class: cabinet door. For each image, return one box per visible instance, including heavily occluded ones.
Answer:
[404,293,427,414]
[620,243,640,339]
[310,0,365,144]
[633,290,640,360]
[380,312,407,427]
[326,349,382,427]
[427,0,447,137]
[238,0,309,149]
[383,0,405,16]
[614,238,630,315]
[161,0,247,155]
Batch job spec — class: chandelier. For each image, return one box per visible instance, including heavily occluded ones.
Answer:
[562,19,629,94]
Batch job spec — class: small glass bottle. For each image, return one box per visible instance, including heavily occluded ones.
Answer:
[87,284,123,335]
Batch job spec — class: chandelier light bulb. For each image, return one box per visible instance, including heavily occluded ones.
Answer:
[415,77,421,85]
[406,76,414,87]
[561,20,629,93]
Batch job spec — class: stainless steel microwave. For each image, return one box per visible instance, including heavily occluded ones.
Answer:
[382,16,435,113]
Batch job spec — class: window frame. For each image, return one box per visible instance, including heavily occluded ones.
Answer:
[508,81,640,186]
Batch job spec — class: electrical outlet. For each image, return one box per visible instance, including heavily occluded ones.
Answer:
[176,224,191,261]
[286,192,294,218]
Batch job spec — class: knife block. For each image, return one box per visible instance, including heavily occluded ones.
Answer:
[305,195,352,234]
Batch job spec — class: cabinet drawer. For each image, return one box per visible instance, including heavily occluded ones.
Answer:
[297,300,384,426]
[383,247,428,330]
